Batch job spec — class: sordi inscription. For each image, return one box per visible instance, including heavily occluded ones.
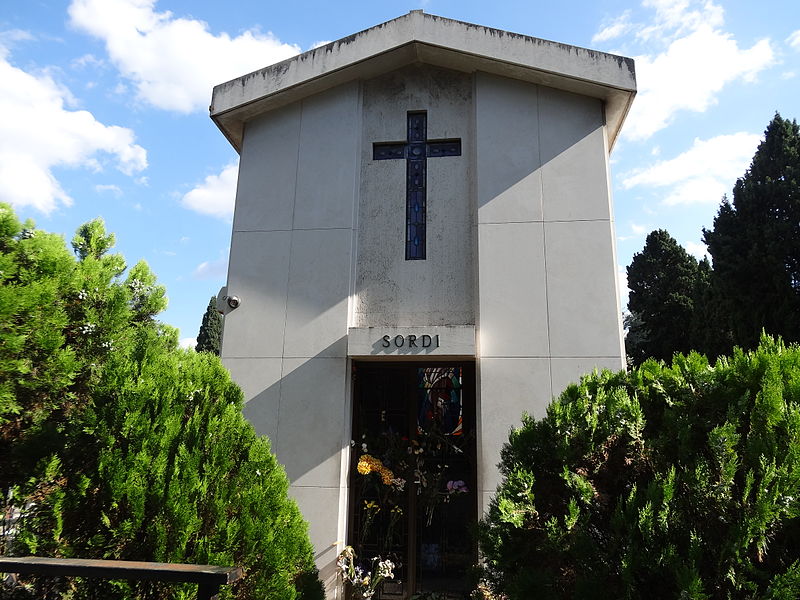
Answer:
[381,334,441,349]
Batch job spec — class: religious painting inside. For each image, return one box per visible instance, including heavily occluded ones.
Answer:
[349,363,477,598]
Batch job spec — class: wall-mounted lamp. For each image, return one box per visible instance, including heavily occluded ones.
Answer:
[216,286,240,315]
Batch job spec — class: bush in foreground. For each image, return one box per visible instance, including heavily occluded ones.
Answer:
[478,337,800,599]
[0,204,322,600]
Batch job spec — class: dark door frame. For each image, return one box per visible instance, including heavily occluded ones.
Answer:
[347,360,477,599]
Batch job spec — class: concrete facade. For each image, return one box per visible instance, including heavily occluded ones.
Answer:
[212,11,635,597]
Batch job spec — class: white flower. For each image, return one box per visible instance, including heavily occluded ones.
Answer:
[376,559,395,579]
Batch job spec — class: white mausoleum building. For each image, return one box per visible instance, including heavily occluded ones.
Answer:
[211,11,635,598]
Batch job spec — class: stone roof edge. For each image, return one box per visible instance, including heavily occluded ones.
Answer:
[210,11,636,152]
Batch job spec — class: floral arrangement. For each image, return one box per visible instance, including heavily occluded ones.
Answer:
[337,545,396,600]
[470,580,508,600]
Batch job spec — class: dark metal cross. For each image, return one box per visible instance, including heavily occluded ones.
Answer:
[373,112,461,260]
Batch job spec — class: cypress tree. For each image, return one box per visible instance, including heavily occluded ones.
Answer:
[625,229,709,365]
[0,204,323,600]
[196,296,222,355]
[704,113,800,350]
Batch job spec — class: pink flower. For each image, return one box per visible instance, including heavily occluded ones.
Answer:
[447,480,468,493]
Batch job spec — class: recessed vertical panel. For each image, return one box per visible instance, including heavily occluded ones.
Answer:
[294,83,360,230]
[356,65,473,327]
[233,104,301,232]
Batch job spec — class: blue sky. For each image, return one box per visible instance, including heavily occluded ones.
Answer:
[2,0,798,347]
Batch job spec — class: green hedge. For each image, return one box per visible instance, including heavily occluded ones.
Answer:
[478,337,800,600]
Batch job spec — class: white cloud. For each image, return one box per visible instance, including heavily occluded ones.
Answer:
[622,132,760,205]
[627,28,773,140]
[0,29,35,48]
[685,241,710,261]
[594,1,775,141]
[193,257,228,280]
[68,0,301,113]
[309,40,332,50]
[95,183,122,196]
[636,0,724,43]
[0,45,147,213]
[618,222,650,242]
[181,163,238,219]
[592,12,633,44]
[179,337,196,349]
[72,53,104,69]
[788,30,800,49]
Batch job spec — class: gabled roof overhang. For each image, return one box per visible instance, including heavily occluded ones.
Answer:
[210,11,636,153]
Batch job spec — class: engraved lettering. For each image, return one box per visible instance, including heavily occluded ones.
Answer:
[422,335,432,348]
[408,334,417,348]
[435,334,440,348]
[394,335,404,348]
[382,335,391,348]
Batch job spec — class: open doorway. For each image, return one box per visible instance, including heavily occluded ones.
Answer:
[348,362,477,598]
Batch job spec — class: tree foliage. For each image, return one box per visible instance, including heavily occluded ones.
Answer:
[626,114,800,364]
[478,336,800,600]
[195,296,222,355]
[0,204,323,600]
[703,114,800,350]
[625,230,710,365]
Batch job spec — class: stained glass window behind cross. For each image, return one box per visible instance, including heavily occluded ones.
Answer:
[373,112,461,260]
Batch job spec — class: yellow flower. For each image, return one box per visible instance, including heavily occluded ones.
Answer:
[357,455,396,485]
[357,454,379,475]
[379,467,394,485]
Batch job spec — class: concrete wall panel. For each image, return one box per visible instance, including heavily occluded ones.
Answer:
[477,357,552,493]
[294,83,360,230]
[289,486,343,596]
[283,228,352,358]
[545,220,622,358]
[222,230,291,358]
[233,104,300,232]
[475,73,543,223]
[539,87,610,222]
[227,358,283,446]
[477,222,549,357]
[277,357,347,487]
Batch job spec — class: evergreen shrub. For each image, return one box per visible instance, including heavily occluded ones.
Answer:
[0,204,323,600]
[478,337,800,599]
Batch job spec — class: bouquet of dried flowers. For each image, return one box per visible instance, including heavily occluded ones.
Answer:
[337,545,396,600]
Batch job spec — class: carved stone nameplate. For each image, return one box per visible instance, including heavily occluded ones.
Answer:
[347,326,475,358]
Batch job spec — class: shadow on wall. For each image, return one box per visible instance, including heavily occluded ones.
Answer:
[476,78,606,213]
[238,337,350,485]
